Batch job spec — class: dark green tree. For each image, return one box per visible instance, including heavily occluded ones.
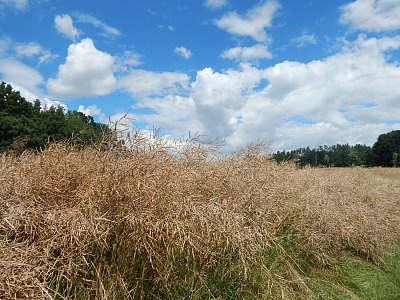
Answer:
[371,130,400,167]
[65,111,108,144]
[0,82,110,152]
[0,82,36,150]
[274,143,373,167]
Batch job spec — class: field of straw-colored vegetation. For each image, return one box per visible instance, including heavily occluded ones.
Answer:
[1,139,400,299]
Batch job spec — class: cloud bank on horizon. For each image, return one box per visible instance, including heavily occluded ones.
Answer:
[0,0,399,151]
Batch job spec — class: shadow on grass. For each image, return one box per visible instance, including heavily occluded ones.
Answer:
[308,241,400,299]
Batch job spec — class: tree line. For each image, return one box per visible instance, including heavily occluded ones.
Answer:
[274,131,400,167]
[1,81,399,166]
[0,82,109,153]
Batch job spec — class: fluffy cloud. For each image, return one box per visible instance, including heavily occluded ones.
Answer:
[340,0,400,32]
[216,0,279,42]
[204,0,228,10]
[47,38,117,98]
[0,58,43,89]
[114,50,141,72]
[15,42,41,56]
[119,70,190,98]
[73,12,121,38]
[221,44,272,61]
[132,35,400,150]
[132,95,203,136]
[174,46,192,59]
[0,58,65,108]
[121,51,141,67]
[15,42,57,64]
[78,104,102,116]
[54,14,79,40]
[77,104,108,122]
[0,0,27,10]
[191,64,268,138]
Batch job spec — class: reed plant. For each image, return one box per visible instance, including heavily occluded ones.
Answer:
[1,133,399,299]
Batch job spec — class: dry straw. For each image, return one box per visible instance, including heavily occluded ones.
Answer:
[1,131,399,299]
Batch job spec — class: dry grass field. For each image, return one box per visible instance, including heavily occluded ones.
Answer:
[1,138,399,299]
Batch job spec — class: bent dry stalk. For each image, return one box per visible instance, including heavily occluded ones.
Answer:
[0,137,399,299]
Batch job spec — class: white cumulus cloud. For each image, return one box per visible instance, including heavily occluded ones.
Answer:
[174,46,192,59]
[47,38,117,98]
[191,64,268,138]
[340,0,400,32]
[0,58,64,108]
[130,35,400,151]
[15,42,57,64]
[114,50,141,72]
[119,70,190,98]
[221,44,272,61]
[77,104,107,122]
[54,14,79,40]
[78,104,102,116]
[15,42,41,56]
[216,0,280,42]
[0,58,43,90]
[132,95,203,136]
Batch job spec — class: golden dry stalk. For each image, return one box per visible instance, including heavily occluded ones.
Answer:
[0,138,399,299]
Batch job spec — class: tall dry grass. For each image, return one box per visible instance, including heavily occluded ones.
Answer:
[1,135,400,299]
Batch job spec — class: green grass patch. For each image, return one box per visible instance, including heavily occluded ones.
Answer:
[309,242,400,299]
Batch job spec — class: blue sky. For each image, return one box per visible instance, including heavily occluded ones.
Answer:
[0,0,399,150]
